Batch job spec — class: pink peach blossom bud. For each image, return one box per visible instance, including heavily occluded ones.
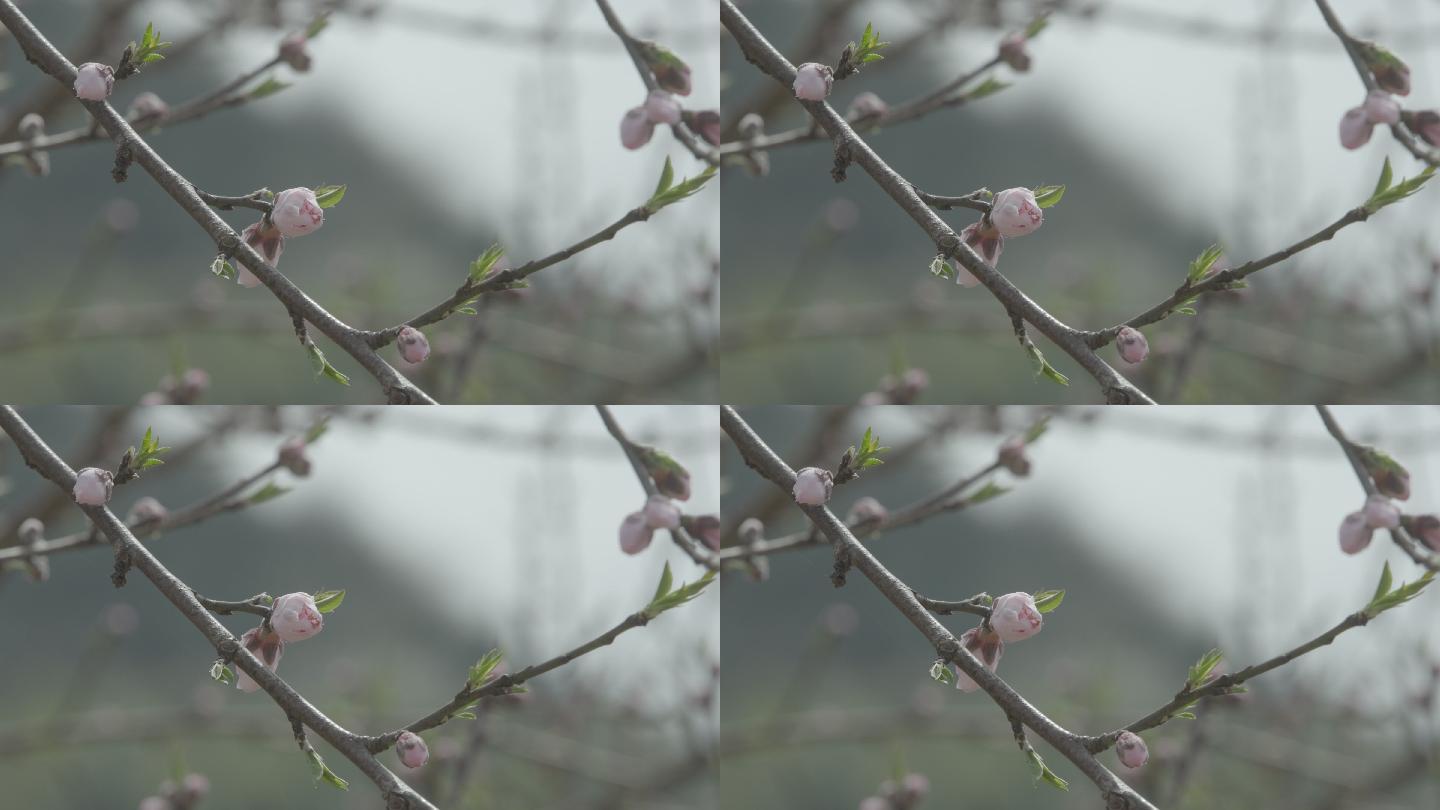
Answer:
[620,107,655,150]
[953,626,1003,692]
[1362,90,1400,125]
[989,592,1042,642]
[643,89,682,125]
[241,221,284,269]
[127,496,168,525]
[988,188,1043,237]
[73,467,114,506]
[846,91,889,121]
[73,62,115,101]
[277,436,312,477]
[179,773,210,801]
[1406,110,1440,147]
[1115,730,1149,769]
[1362,494,1400,529]
[959,221,1003,269]
[1115,326,1149,364]
[1408,514,1440,551]
[235,626,284,692]
[692,109,721,146]
[1367,460,1410,501]
[792,467,834,506]
[900,772,930,801]
[279,32,312,72]
[792,62,834,101]
[270,592,323,642]
[395,730,429,768]
[998,32,1031,72]
[687,514,721,550]
[643,493,682,529]
[1339,107,1374,150]
[618,511,654,555]
[997,436,1031,477]
[396,325,431,364]
[1338,511,1373,555]
[270,188,324,237]
[846,496,888,525]
[127,92,169,122]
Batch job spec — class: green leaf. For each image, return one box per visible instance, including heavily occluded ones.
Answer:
[1032,184,1065,208]
[305,14,330,39]
[645,164,716,213]
[452,702,480,720]
[1032,589,1064,614]
[653,156,676,198]
[249,77,291,100]
[1024,14,1050,39]
[966,77,1011,101]
[929,254,955,281]
[1026,748,1069,791]
[312,184,346,209]
[966,481,1011,505]
[1374,156,1394,197]
[1363,565,1434,619]
[1187,244,1225,283]
[1175,711,1198,720]
[247,482,291,504]
[1023,417,1050,445]
[1024,343,1069,386]
[313,589,345,614]
[467,648,505,688]
[929,658,955,686]
[210,255,236,281]
[1186,648,1224,689]
[209,660,235,686]
[653,561,675,602]
[305,343,351,386]
[304,418,330,445]
[642,569,716,620]
[306,748,349,791]
[1364,164,1435,214]
[1373,561,1394,604]
[469,243,507,283]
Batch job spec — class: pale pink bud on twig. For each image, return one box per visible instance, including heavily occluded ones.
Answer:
[18,112,45,139]
[279,32,312,72]
[1406,110,1440,147]
[686,514,721,550]
[792,62,834,101]
[1407,514,1440,551]
[846,91,888,121]
[270,188,324,237]
[998,32,1031,72]
[127,92,169,123]
[1115,730,1149,769]
[1362,494,1400,529]
[73,63,115,101]
[19,517,44,546]
[997,436,1031,477]
[953,626,1003,692]
[620,107,655,150]
[642,493,681,529]
[270,592,323,642]
[395,730,429,768]
[643,89,682,125]
[235,626,283,692]
[1115,325,1149,364]
[277,436,312,477]
[988,188,1043,237]
[959,221,1003,269]
[396,325,430,364]
[792,467,834,506]
[846,496,888,526]
[1338,511,1373,555]
[127,496,168,525]
[989,592,1043,642]
[618,512,654,555]
[73,467,114,506]
[692,110,721,147]
[1339,107,1374,150]
[1362,90,1400,125]
[19,517,47,583]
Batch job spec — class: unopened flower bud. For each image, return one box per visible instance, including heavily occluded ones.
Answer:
[1362,494,1400,529]
[640,41,692,96]
[73,467,114,506]
[1338,511,1373,555]
[1339,107,1374,150]
[959,221,1003,269]
[127,496,168,525]
[395,730,429,768]
[1362,90,1400,125]
[18,113,45,140]
[19,517,45,546]
[692,109,721,146]
[996,437,1031,477]
[277,437,312,477]
[988,187,1043,237]
[396,325,431,364]
[127,91,169,122]
[1407,514,1440,551]
[998,32,1031,72]
[1360,43,1410,96]
[640,447,691,501]
[241,221,284,269]
[1406,109,1440,146]
[270,188,324,237]
[643,89,682,125]
[792,62,834,101]
[618,511,654,555]
[953,626,1003,692]
[279,32,312,72]
[1115,730,1148,768]
[620,107,655,150]
[642,493,681,529]
[792,467,834,506]
[179,773,210,802]
[738,113,765,139]
[270,592,323,642]
[989,592,1042,642]
[686,514,721,550]
[900,772,930,801]
[1366,459,1410,501]
[235,626,284,692]
[846,496,888,526]
[73,62,115,101]
[846,91,889,121]
[19,517,48,583]
[1115,326,1149,364]
[738,517,765,546]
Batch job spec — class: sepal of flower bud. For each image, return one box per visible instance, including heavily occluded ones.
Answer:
[270,592,324,642]
[642,493,681,530]
[621,107,655,150]
[73,63,115,101]
[953,626,1003,692]
[1362,90,1400,125]
[1338,511,1373,555]
[639,41,691,96]
[792,63,834,101]
[998,32,1031,72]
[989,592,1042,642]
[1115,326,1149,365]
[279,33,312,72]
[643,89,682,125]
[395,730,429,768]
[278,437,312,477]
[396,325,431,364]
[1339,107,1374,150]
[73,467,114,506]
[1115,730,1149,769]
[235,626,284,692]
[618,512,654,555]
[1362,494,1400,529]
[792,467,834,506]
[988,188,1043,237]
[640,447,691,500]
[270,188,324,237]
